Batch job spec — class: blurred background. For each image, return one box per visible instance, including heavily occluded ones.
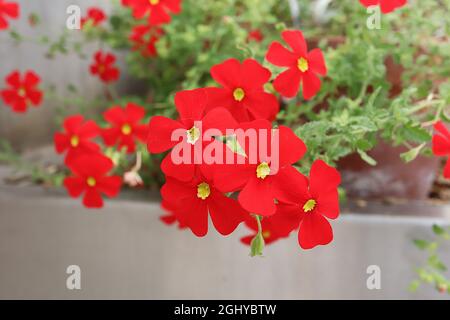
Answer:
[0,0,449,299]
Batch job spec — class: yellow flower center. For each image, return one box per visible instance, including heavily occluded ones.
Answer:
[17,87,26,98]
[186,126,200,145]
[297,57,309,72]
[197,182,211,200]
[149,0,159,5]
[70,135,80,147]
[98,64,105,73]
[303,199,317,213]
[87,177,97,187]
[121,124,132,135]
[262,230,271,239]
[233,88,245,102]
[256,162,270,179]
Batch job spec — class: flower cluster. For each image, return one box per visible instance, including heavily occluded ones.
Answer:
[148,30,342,252]
[1,70,43,113]
[53,103,149,208]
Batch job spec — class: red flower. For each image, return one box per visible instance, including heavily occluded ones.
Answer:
[266,30,327,99]
[1,70,43,113]
[129,24,163,57]
[205,59,279,122]
[89,51,120,83]
[102,103,148,153]
[214,119,307,216]
[161,170,247,237]
[241,212,299,246]
[64,153,122,208]
[432,121,450,179]
[359,0,407,14]
[147,88,238,182]
[122,0,181,25]
[247,29,263,43]
[0,0,19,30]
[54,115,100,165]
[276,160,341,249]
[81,7,106,28]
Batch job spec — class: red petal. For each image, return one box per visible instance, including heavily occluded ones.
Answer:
[241,59,271,89]
[210,58,241,89]
[63,115,84,133]
[213,163,254,192]
[238,175,276,216]
[202,107,238,134]
[149,5,171,25]
[174,88,207,122]
[432,135,450,156]
[282,30,307,56]
[5,71,20,88]
[161,152,196,182]
[54,132,69,153]
[125,102,146,123]
[309,160,341,196]
[271,165,309,204]
[97,176,122,197]
[64,176,85,197]
[104,106,126,125]
[266,42,297,67]
[308,48,327,76]
[273,68,301,98]
[208,191,246,236]
[244,92,279,121]
[316,188,340,220]
[277,125,307,167]
[24,71,41,87]
[147,116,184,153]
[164,0,181,13]
[298,213,333,249]
[83,188,104,208]
[444,159,450,179]
[301,71,321,100]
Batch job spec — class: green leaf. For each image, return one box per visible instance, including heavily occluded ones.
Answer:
[432,224,446,236]
[357,149,377,166]
[413,239,430,250]
[400,125,432,143]
[428,255,447,272]
[400,143,425,163]
[409,280,420,292]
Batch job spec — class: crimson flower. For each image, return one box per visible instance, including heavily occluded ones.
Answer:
[276,160,341,249]
[359,0,407,14]
[64,153,122,208]
[205,58,279,122]
[102,103,148,153]
[161,170,247,237]
[241,212,299,246]
[54,115,100,165]
[122,0,181,25]
[89,51,120,83]
[214,119,307,216]
[247,29,263,43]
[0,0,19,30]
[432,121,450,179]
[266,30,327,99]
[129,24,163,57]
[1,70,43,113]
[81,7,106,28]
[148,88,238,182]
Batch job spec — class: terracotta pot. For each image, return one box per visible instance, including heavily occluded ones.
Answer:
[337,140,440,200]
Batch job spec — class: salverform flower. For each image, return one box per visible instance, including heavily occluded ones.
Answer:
[102,103,149,153]
[64,153,122,208]
[1,70,43,113]
[266,30,327,99]
[432,121,450,179]
[90,51,120,83]
[276,160,341,249]
[0,0,19,30]
[129,24,163,57]
[213,119,307,216]
[54,115,100,165]
[359,0,407,14]
[147,88,238,182]
[205,58,279,122]
[122,0,181,25]
[161,171,248,237]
